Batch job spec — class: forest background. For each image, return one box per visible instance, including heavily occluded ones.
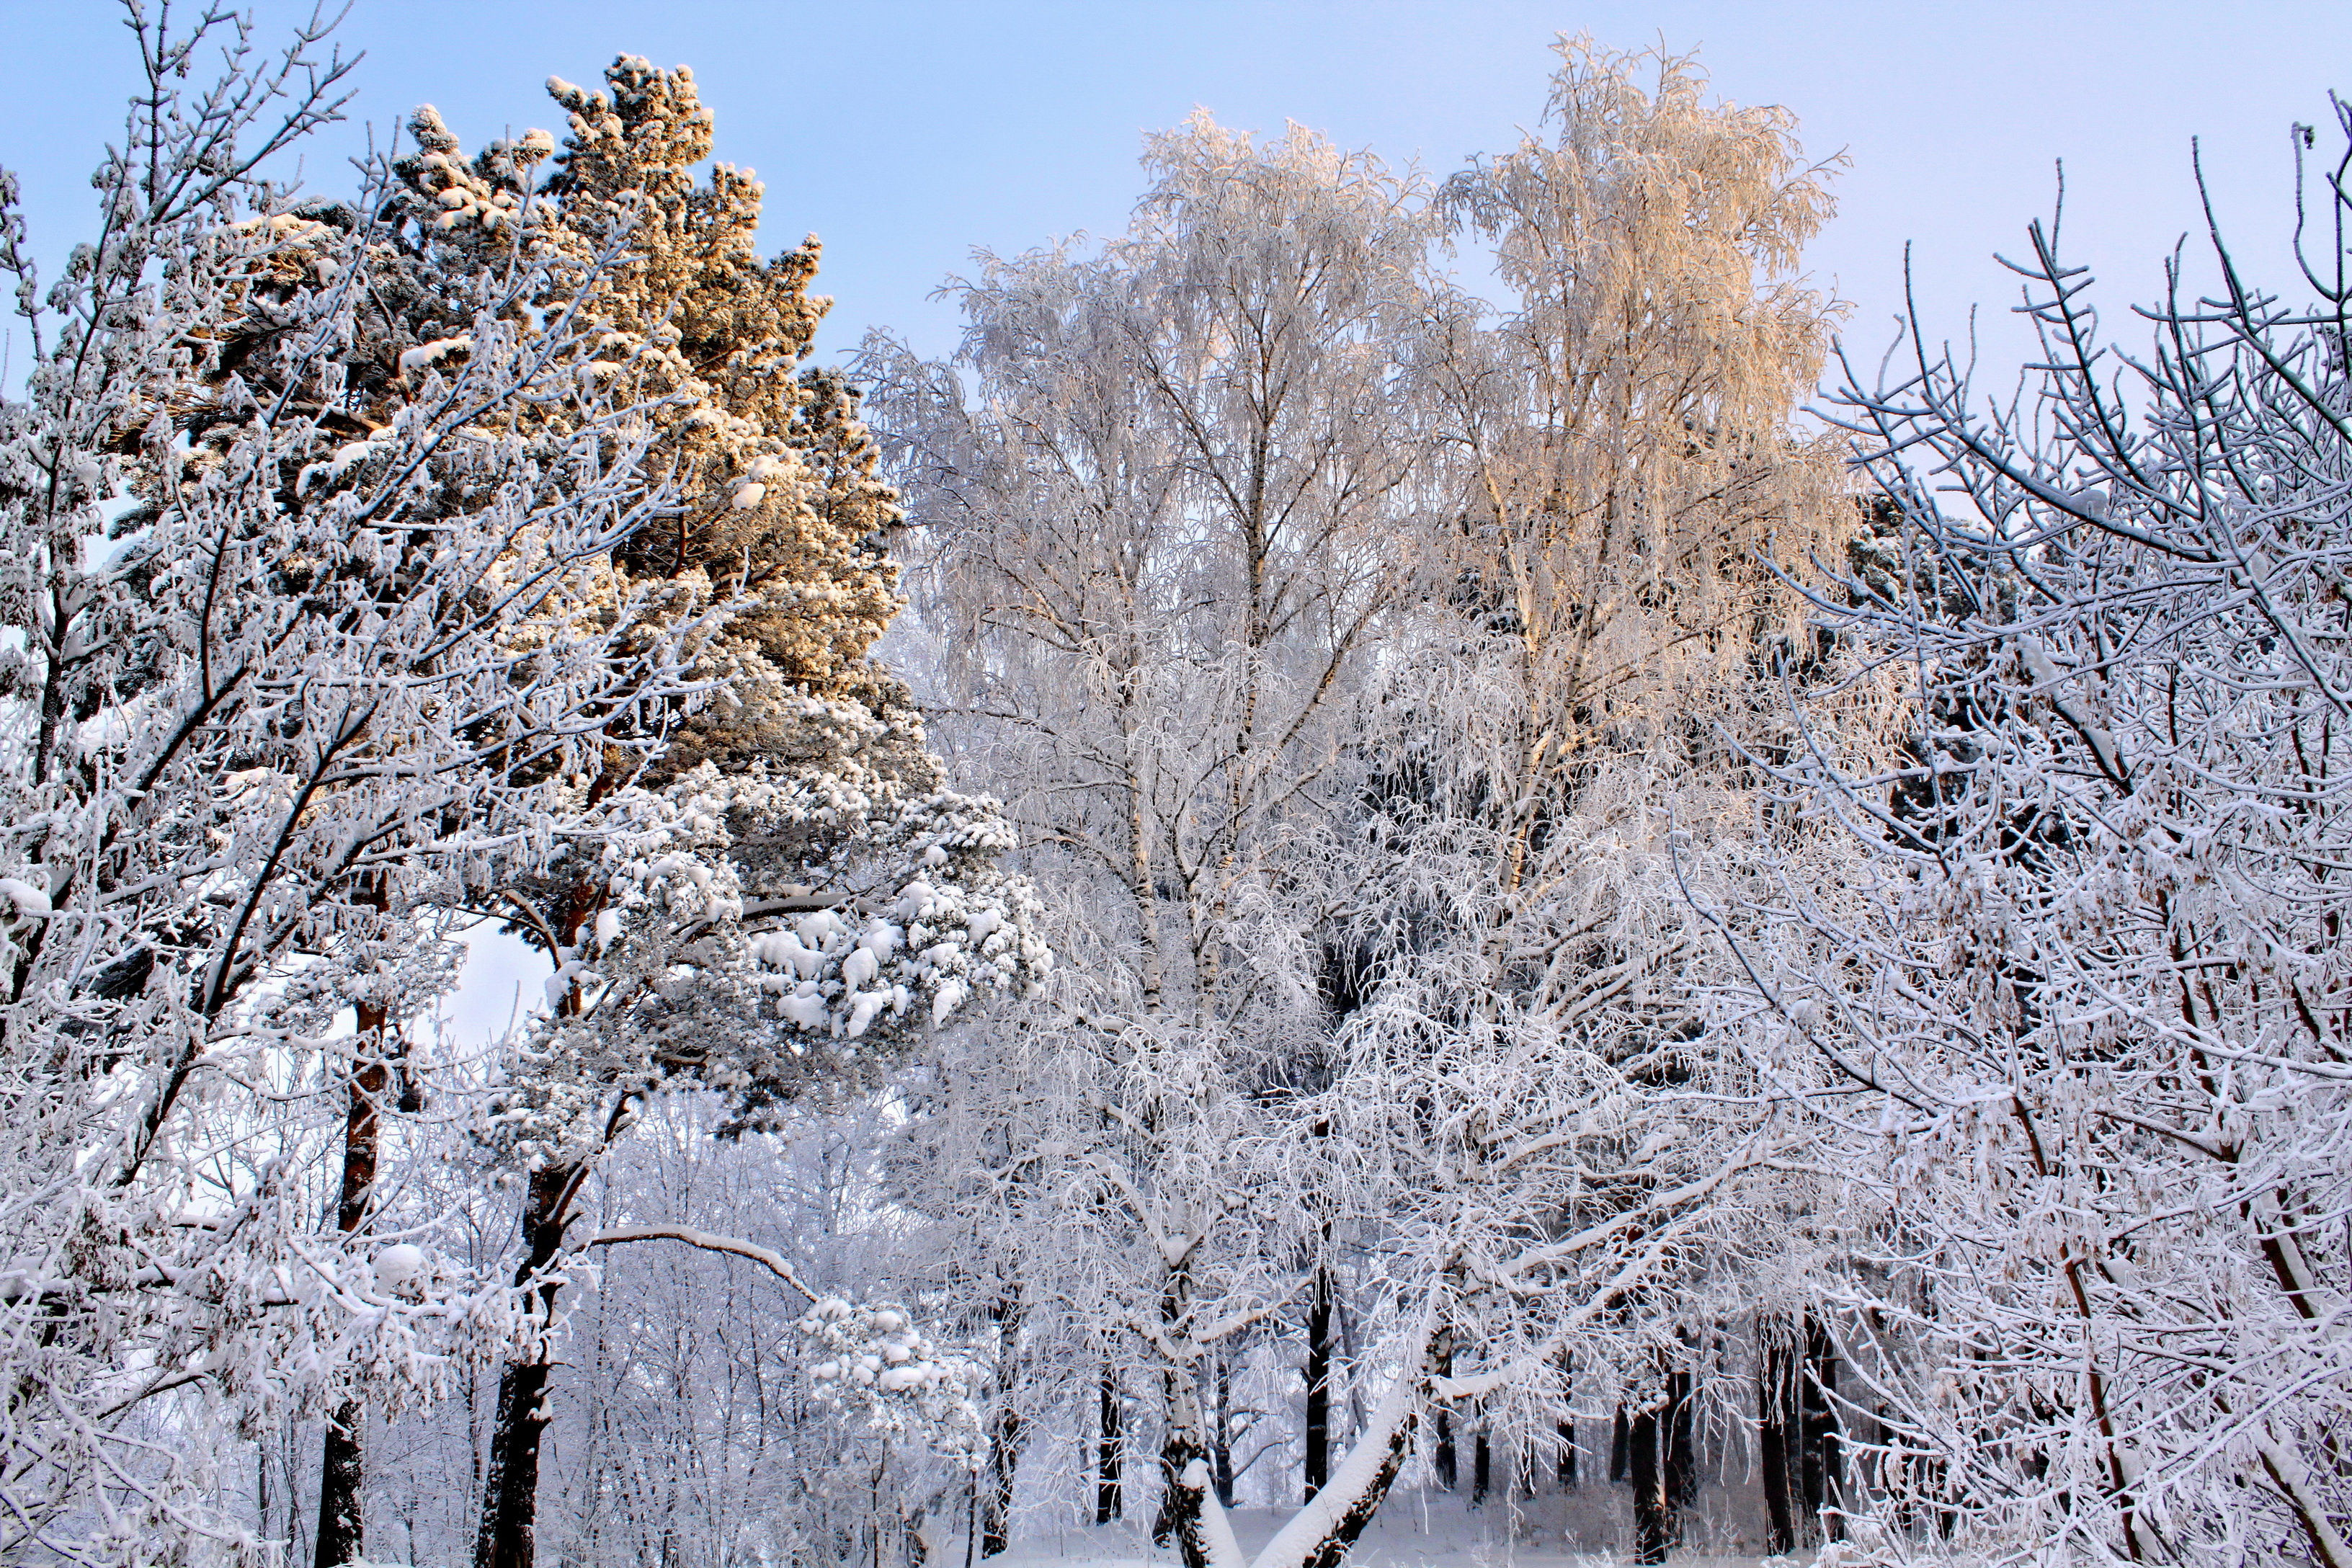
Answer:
[6,4,2352,1567]
[7,0,2348,1049]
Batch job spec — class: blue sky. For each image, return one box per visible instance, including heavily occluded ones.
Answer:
[5,1,2351,382]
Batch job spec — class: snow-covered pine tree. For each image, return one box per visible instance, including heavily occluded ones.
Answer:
[389,60,1046,1568]
[0,13,718,1566]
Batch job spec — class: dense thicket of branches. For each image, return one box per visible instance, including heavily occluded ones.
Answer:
[8,11,2348,1568]
[1720,99,2352,1565]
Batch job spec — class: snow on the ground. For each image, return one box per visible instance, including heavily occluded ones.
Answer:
[941,1491,1845,1568]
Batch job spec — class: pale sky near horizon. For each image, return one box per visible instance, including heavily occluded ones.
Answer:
[4,0,2348,1042]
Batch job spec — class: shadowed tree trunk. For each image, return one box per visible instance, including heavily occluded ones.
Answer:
[1667,1365,1697,1512]
[1304,1265,1334,1501]
[1150,1417,1206,1557]
[1801,1316,1843,1541]
[1628,1399,1668,1566]
[313,978,388,1568]
[1760,1314,1803,1554]
[473,1162,577,1568]
[982,1296,1027,1557]
[1626,1361,1693,1567]
[1431,1333,1456,1491]
[983,1405,1024,1556]
[1208,1355,1238,1508]
[1096,1364,1124,1525]
[1470,1420,1490,1507]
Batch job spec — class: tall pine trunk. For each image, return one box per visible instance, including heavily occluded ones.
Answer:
[313,987,388,1568]
[473,1162,576,1568]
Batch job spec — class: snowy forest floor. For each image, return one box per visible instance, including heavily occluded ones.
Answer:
[941,1488,1850,1568]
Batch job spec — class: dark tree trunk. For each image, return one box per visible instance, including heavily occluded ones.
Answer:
[1626,1363,1693,1567]
[1628,1401,1669,1566]
[1801,1315,1843,1540]
[1556,1420,1577,1489]
[473,876,611,1568]
[982,1406,1023,1556]
[313,992,388,1568]
[1666,1365,1697,1510]
[1211,1358,1236,1508]
[1470,1422,1490,1507]
[1609,1405,1629,1483]
[1759,1314,1803,1554]
[1430,1334,1456,1491]
[981,1296,1026,1557]
[1095,1366,1123,1525]
[473,1162,576,1568]
[1304,1265,1334,1501]
[315,1417,365,1568]
[1150,1421,1210,1565]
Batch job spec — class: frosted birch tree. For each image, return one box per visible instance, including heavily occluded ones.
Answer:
[1307,39,1854,1565]
[868,43,1856,1568]
[865,112,1443,1568]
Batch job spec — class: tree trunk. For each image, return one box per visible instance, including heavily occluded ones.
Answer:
[1470,1421,1490,1507]
[1801,1314,1843,1540]
[1304,1266,1333,1502]
[313,992,388,1568]
[1626,1363,1693,1567]
[1556,1420,1577,1488]
[1291,1411,1417,1568]
[1211,1357,1237,1508]
[1609,1405,1629,1483]
[1257,1340,1431,1568]
[1759,1314,1803,1554]
[1150,1418,1211,1564]
[1430,1334,1456,1492]
[1628,1401,1668,1566]
[981,1296,1025,1557]
[982,1406,1023,1556]
[1667,1364,1697,1511]
[1096,1365,1124,1525]
[473,1162,576,1568]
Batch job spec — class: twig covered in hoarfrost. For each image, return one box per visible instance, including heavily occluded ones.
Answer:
[1730,91,2352,1568]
